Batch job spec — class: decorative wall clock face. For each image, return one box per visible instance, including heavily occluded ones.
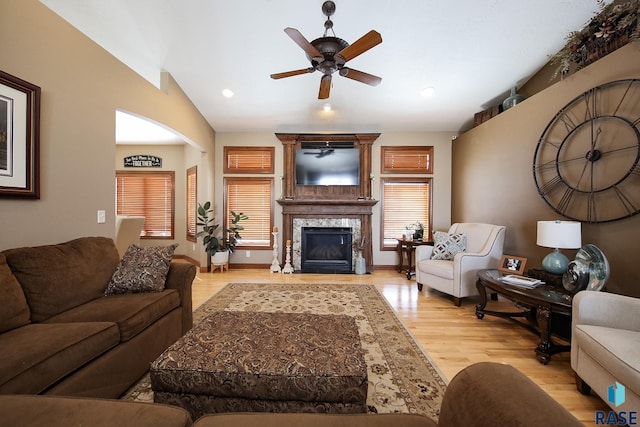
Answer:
[533,79,640,223]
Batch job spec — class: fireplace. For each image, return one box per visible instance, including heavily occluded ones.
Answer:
[301,227,353,273]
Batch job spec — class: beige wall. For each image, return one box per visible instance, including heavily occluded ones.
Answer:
[215,131,453,267]
[0,1,215,253]
[452,44,640,297]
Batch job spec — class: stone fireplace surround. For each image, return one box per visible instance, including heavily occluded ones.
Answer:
[277,199,377,273]
[293,218,361,271]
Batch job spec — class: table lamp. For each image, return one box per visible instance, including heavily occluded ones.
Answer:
[536,220,582,275]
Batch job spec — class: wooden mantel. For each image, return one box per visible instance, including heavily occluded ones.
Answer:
[276,133,380,200]
[276,133,380,272]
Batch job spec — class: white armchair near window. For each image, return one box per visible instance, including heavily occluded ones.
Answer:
[415,223,506,306]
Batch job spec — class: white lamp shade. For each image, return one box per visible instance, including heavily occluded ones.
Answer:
[536,221,582,249]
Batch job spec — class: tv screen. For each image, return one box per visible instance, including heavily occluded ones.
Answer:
[295,147,360,186]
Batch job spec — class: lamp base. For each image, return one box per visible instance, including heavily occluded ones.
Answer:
[542,249,570,275]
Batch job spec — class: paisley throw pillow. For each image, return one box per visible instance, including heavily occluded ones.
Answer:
[105,244,178,295]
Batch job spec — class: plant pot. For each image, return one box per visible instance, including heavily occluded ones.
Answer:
[211,250,229,266]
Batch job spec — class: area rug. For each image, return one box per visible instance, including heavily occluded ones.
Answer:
[122,283,447,420]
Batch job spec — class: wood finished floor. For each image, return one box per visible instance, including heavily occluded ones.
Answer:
[190,268,608,426]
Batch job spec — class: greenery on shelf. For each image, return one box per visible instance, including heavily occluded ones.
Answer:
[549,0,640,79]
[196,201,249,255]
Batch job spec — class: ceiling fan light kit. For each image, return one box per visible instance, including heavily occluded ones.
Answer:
[270,1,382,99]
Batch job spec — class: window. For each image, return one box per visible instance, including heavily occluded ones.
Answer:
[225,177,273,248]
[224,147,274,174]
[115,171,175,239]
[186,166,197,242]
[381,178,432,249]
[381,146,433,174]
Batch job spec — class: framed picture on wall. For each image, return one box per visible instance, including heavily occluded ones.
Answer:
[0,70,41,198]
[498,255,527,275]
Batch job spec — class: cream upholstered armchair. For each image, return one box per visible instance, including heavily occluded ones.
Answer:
[571,290,640,414]
[114,215,145,258]
[415,223,506,306]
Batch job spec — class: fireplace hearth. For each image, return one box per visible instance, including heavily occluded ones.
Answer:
[301,227,353,273]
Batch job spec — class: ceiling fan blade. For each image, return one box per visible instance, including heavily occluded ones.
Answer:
[270,68,315,79]
[339,67,381,86]
[318,75,332,99]
[336,30,382,62]
[284,27,323,61]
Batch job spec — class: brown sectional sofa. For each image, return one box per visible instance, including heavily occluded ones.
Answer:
[0,236,195,398]
[0,362,583,426]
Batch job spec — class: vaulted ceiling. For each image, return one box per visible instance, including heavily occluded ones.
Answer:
[41,0,605,139]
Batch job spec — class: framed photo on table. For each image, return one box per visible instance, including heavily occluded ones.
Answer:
[0,70,41,198]
[498,255,527,275]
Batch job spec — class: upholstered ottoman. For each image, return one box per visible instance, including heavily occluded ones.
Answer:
[150,311,368,419]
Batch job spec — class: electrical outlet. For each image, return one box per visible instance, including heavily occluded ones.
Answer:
[97,210,106,224]
[245,250,251,258]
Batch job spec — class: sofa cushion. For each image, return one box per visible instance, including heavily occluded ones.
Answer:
[0,322,119,394]
[44,290,181,342]
[105,244,178,295]
[574,324,640,396]
[0,395,193,427]
[431,231,466,260]
[2,237,120,322]
[0,253,30,333]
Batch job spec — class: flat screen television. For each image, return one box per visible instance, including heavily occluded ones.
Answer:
[295,145,360,186]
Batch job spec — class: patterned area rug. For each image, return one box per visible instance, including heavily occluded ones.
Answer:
[122,283,447,420]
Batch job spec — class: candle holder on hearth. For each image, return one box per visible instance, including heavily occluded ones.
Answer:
[270,231,281,273]
[282,240,294,274]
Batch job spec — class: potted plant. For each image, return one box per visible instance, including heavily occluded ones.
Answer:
[196,201,249,267]
[412,221,425,240]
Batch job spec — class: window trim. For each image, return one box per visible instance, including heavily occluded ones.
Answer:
[381,146,434,174]
[224,176,274,250]
[115,170,175,239]
[186,166,197,242]
[223,146,275,174]
[380,177,433,251]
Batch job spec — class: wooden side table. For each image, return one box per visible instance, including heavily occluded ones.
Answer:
[475,269,572,364]
[396,238,433,280]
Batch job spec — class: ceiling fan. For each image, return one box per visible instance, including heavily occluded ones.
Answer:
[270,1,382,99]
[303,148,335,158]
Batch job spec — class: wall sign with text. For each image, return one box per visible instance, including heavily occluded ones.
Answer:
[124,155,162,168]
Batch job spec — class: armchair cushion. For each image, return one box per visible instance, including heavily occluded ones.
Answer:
[431,232,467,260]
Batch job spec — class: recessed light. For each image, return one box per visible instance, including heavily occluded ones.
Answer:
[421,87,435,97]
[222,89,234,98]
[323,103,332,112]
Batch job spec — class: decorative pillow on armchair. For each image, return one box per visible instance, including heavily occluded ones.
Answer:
[430,231,467,260]
[105,244,178,295]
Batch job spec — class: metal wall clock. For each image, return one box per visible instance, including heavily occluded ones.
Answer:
[533,79,640,223]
